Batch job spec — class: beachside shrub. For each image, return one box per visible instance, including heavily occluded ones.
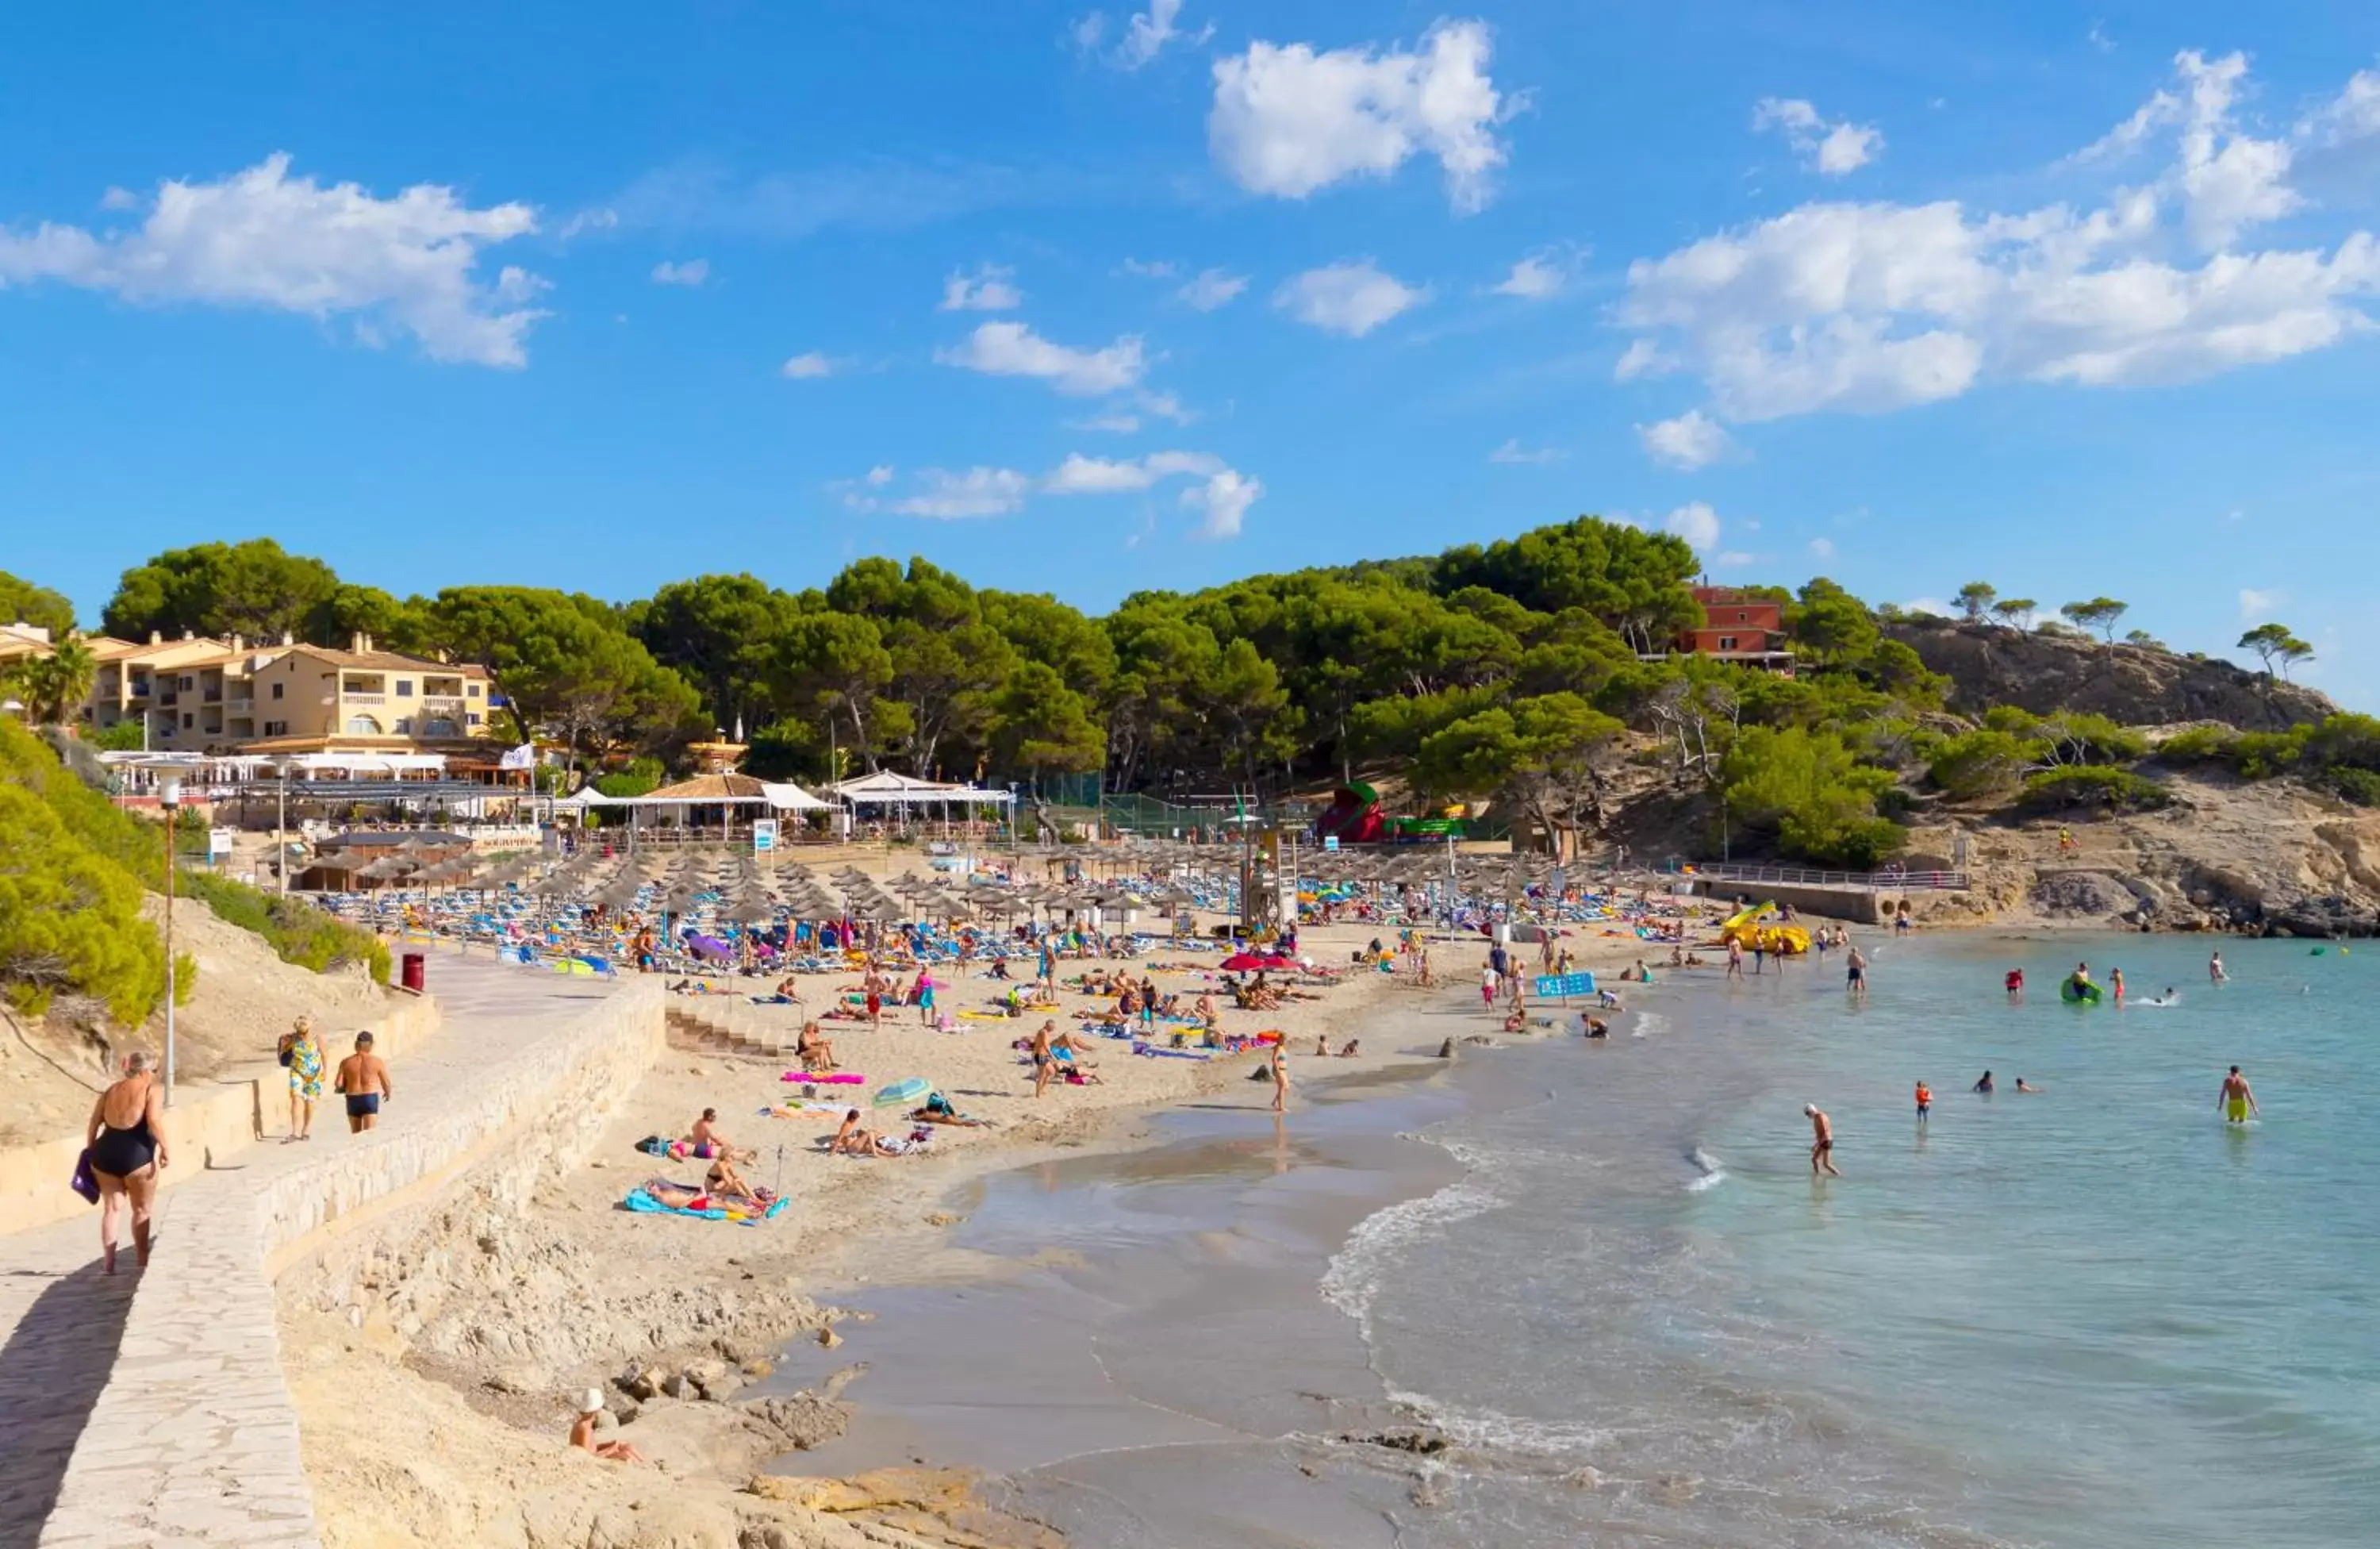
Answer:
[2323,767,2380,807]
[2018,765,2171,813]
[2155,725,2240,764]
[1929,728,2032,798]
[178,869,392,985]
[1718,725,1906,866]
[0,785,167,1022]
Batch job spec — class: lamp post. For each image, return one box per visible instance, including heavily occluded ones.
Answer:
[160,777,182,1108]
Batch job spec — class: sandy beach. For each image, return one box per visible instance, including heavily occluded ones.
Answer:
[272,901,1701,1548]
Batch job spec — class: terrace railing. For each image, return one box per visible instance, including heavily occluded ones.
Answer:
[1680,861,1970,891]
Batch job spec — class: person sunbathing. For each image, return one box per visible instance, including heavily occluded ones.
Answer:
[1315,1035,1330,1057]
[571,1389,645,1463]
[687,1109,748,1160]
[909,1094,990,1126]
[1050,1029,1103,1070]
[829,1108,875,1155]
[1337,1039,1360,1057]
[1194,995,1219,1028]
[796,1021,839,1071]
[703,1154,770,1207]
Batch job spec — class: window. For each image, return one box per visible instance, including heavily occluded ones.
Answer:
[180,675,194,690]
[424,717,459,737]
[182,713,194,728]
[466,713,482,726]
[265,720,288,736]
[271,682,284,700]
[394,717,414,735]
[1718,636,1739,651]
[347,714,383,736]
[396,679,414,697]
[466,683,481,698]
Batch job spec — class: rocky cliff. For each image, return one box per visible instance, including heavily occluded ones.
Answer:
[1884,618,2334,730]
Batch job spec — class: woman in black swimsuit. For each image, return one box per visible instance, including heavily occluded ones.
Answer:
[85,1051,169,1274]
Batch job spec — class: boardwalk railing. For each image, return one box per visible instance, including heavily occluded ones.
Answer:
[1679,862,1970,891]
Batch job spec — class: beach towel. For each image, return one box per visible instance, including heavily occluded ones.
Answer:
[781,1070,866,1085]
[623,1187,789,1224]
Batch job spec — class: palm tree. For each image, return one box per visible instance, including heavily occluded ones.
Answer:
[13,634,97,725]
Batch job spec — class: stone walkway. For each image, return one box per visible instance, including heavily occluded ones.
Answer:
[0,951,621,1549]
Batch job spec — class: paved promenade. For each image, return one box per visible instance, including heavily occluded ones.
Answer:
[0,953,630,1549]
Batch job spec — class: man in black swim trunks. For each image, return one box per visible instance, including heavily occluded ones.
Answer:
[334,1032,393,1133]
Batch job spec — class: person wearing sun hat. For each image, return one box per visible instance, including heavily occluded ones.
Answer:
[568,1388,644,1463]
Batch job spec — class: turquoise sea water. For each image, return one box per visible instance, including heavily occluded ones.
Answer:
[1349,932,2380,1547]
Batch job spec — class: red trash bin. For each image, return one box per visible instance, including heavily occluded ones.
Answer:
[401,951,426,994]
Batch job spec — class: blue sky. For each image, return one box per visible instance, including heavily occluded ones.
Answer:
[2,2,2375,704]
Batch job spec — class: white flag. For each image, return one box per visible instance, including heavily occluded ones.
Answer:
[498,743,537,771]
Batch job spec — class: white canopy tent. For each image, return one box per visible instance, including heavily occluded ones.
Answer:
[831,771,1015,807]
[761,781,834,811]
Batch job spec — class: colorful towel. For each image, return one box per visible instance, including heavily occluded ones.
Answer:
[781,1070,866,1084]
[623,1188,789,1224]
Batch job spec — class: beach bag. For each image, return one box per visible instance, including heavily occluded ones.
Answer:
[635,1136,673,1158]
[71,1148,101,1205]
[277,1033,297,1068]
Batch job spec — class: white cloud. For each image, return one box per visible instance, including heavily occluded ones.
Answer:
[892,467,1034,519]
[1488,437,1564,464]
[559,206,619,240]
[98,186,138,212]
[1177,267,1250,310]
[1664,501,1722,552]
[1119,1,1211,69]
[1180,468,1262,538]
[1070,12,1107,51]
[939,263,1023,312]
[854,449,1260,536]
[781,351,837,379]
[1273,259,1426,336]
[2238,586,2282,621]
[1714,550,1759,567]
[936,320,1148,394]
[1636,409,1739,470]
[1613,337,1670,380]
[1490,248,1581,299]
[1137,388,1195,423]
[651,258,709,286]
[1809,536,1836,559]
[1618,53,2380,428]
[1120,256,1178,278]
[0,153,545,366]
[1902,596,1955,617]
[1753,97,1883,176]
[1069,412,1143,433]
[2089,21,2116,54]
[1208,19,1514,213]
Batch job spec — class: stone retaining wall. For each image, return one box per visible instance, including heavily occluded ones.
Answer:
[34,974,664,1549]
[0,994,442,1236]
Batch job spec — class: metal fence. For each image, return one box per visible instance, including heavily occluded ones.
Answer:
[1679,862,1971,891]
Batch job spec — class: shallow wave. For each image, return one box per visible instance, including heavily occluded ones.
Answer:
[1686,1145,1728,1193]
[1319,1171,1502,1333]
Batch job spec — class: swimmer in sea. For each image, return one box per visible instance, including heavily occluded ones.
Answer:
[1914,1082,1932,1123]
[1804,1103,1841,1177]
[2110,967,2126,1005]
[2015,1078,2041,1093]
[2217,1065,2258,1124]
[1845,944,1868,1001]
[2209,951,2228,982]
[1972,1070,1994,1095]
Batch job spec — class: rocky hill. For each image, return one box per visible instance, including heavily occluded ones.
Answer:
[1884,617,2332,730]
[1895,771,2380,937]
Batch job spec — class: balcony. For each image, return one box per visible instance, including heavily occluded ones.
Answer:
[344,693,388,706]
[202,690,223,704]
[228,697,253,713]
[421,695,466,717]
[158,692,178,707]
